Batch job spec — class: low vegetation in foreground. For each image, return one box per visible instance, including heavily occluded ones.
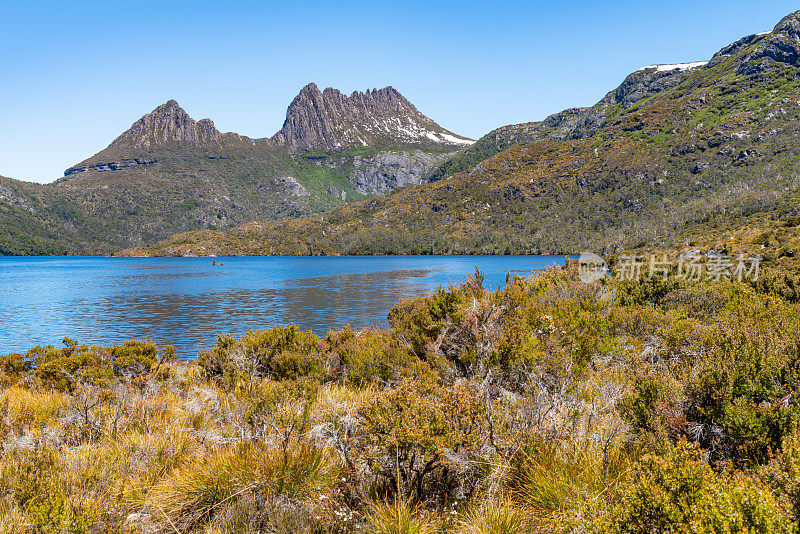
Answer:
[3,253,800,533]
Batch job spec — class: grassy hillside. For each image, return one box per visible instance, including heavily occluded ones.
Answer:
[1,141,460,255]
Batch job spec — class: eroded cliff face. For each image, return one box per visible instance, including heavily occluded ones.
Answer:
[347,150,455,194]
[272,83,472,151]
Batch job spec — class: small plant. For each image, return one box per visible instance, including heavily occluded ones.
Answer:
[148,441,339,532]
[0,386,68,430]
[510,439,626,532]
[364,497,439,534]
[458,498,528,534]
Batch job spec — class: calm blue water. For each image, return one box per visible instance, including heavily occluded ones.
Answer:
[0,256,565,358]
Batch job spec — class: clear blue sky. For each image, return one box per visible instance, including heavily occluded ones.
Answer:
[2,0,798,183]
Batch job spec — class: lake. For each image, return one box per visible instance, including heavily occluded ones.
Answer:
[0,255,566,358]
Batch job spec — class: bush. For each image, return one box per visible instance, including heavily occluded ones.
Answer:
[26,338,164,392]
[0,446,101,533]
[760,431,800,523]
[619,368,682,435]
[600,441,794,534]
[326,326,414,386]
[359,364,485,503]
[244,378,318,446]
[661,286,730,321]
[751,263,800,303]
[0,353,32,386]
[197,324,323,384]
[388,291,462,359]
[685,294,800,463]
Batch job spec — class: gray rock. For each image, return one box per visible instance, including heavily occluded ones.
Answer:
[64,158,157,177]
[112,100,221,149]
[0,185,35,213]
[737,12,800,74]
[277,176,309,197]
[348,150,453,194]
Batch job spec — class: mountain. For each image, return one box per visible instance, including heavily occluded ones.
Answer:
[124,11,800,257]
[273,83,472,151]
[0,86,472,254]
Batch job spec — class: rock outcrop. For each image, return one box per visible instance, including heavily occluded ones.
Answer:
[348,150,455,194]
[0,185,35,213]
[64,158,157,177]
[737,12,800,74]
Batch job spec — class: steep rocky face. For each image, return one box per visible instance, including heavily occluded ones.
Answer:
[272,83,473,151]
[32,85,474,253]
[348,150,455,194]
[109,100,222,150]
[62,99,233,179]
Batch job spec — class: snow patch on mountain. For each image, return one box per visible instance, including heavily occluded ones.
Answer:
[638,61,709,72]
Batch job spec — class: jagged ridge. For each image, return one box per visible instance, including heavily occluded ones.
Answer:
[272,83,473,151]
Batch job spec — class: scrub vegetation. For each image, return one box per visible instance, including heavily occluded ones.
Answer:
[3,251,800,532]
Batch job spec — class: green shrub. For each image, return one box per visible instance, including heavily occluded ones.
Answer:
[661,286,730,321]
[619,368,681,434]
[387,268,487,361]
[197,324,323,384]
[27,338,166,392]
[359,364,485,502]
[685,294,800,463]
[326,326,414,386]
[0,353,32,386]
[751,264,800,303]
[600,441,794,534]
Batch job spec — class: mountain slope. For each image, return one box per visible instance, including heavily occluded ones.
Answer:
[1,85,472,254]
[125,11,800,257]
[0,175,93,255]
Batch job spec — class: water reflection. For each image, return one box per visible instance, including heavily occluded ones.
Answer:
[0,256,564,358]
[95,269,432,354]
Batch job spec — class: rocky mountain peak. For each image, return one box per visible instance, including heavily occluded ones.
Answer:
[110,99,221,150]
[733,11,800,74]
[774,10,800,37]
[272,83,472,151]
